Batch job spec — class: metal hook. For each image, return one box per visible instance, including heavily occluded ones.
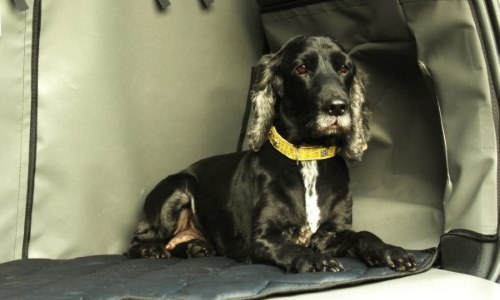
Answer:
[156,0,171,10]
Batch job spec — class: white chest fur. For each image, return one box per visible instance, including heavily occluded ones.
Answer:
[300,161,320,233]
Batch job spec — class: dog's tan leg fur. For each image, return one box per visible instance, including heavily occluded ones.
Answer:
[165,208,205,251]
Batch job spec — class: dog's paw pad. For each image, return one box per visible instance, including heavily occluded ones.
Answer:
[186,239,216,258]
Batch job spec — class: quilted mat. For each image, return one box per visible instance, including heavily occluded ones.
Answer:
[0,249,437,300]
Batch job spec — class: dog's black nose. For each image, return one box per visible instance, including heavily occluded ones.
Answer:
[325,100,347,116]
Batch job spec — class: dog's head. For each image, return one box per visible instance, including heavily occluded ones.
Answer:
[247,35,370,161]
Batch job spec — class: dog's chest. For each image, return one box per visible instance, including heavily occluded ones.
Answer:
[299,161,321,234]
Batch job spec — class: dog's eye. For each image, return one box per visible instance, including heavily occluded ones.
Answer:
[338,65,350,75]
[295,65,308,76]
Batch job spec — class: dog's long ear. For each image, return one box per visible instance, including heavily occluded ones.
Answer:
[341,68,371,161]
[247,52,283,152]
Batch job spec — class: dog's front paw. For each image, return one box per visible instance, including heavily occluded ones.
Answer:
[132,243,170,259]
[171,239,216,258]
[363,246,417,272]
[292,253,344,273]
[186,239,216,258]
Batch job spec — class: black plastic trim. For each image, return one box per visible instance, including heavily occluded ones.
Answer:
[445,229,497,243]
[440,232,497,278]
[156,0,170,10]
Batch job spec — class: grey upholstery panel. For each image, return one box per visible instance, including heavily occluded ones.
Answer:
[24,0,264,260]
[349,43,446,249]
[401,0,498,235]
[0,0,34,262]
[260,0,413,51]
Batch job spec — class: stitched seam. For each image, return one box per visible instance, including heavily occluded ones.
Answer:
[13,8,30,262]
[22,0,42,258]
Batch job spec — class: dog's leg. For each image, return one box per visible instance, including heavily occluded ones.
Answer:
[252,227,344,273]
[312,229,417,272]
[165,207,215,258]
[127,173,199,258]
[127,219,171,258]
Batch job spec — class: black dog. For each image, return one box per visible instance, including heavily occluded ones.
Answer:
[127,35,417,273]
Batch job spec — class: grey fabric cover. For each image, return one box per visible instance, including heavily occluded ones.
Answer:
[0,0,497,291]
[0,250,436,300]
[0,0,265,263]
[0,0,36,262]
[0,0,498,299]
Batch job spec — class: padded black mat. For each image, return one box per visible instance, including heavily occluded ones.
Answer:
[0,249,437,300]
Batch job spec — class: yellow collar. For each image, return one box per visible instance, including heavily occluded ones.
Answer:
[268,126,337,161]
